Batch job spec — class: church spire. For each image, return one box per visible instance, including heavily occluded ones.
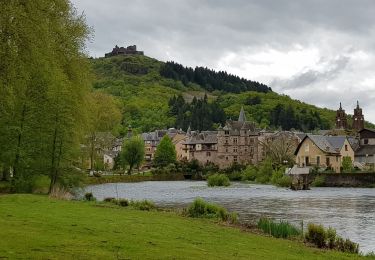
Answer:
[238,106,247,122]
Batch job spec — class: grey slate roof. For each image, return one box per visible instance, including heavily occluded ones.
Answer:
[307,135,347,154]
[183,131,218,145]
[238,106,247,122]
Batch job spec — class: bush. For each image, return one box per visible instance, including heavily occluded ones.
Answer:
[84,192,95,201]
[257,217,301,239]
[336,237,359,254]
[326,227,337,249]
[311,175,326,187]
[270,169,291,187]
[103,197,116,203]
[130,200,155,211]
[186,198,237,223]
[305,223,326,248]
[207,174,230,187]
[118,199,129,207]
[241,165,258,181]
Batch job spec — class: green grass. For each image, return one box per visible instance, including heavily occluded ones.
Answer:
[257,217,301,239]
[0,195,365,259]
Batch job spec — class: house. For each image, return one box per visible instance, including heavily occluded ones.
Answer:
[355,129,375,168]
[294,135,355,173]
[181,130,218,165]
[103,151,119,170]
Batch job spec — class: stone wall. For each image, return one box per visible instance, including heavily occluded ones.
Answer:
[318,173,375,187]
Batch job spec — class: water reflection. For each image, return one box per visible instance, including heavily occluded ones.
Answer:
[86,181,375,253]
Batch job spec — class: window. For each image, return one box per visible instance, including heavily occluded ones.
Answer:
[326,157,330,166]
[206,152,211,157]
[336,156,339,162]
[225,131,229,135]
[364,139,369,145]
[225,148,229,153]
[234,156,238,162]
[233,138,238,144]
[244,148,248,152]
[226,156,229,161]
[233,147,238,153]
[225,138,229,144]
[316,156,320,166]
[345,145,348,151]
[250,138,254,144]
[305,144,309,152]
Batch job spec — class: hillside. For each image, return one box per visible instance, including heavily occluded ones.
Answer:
[91,54,373,134]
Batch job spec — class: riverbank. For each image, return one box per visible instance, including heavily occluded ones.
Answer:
[84,173,185,185]
[0,194,365,259]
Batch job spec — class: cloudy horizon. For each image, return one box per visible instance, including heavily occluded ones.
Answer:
[71,0,375,122]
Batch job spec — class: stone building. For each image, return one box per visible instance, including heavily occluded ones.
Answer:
[352,101,365,131]
[181,130,218,165]
[105,45,144,57]
[216,107,259,168]
[355,128,375,168]
[335,103,348,129]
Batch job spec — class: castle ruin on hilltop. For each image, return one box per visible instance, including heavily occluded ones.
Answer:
[105,45,144,57]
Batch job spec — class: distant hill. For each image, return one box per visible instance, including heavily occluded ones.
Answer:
[91,54,374,134]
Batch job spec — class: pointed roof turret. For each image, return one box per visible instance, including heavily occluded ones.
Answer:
[357,100,360,109]
[187,125,191,136]
[339,102,342,110]
[238,106,247,122]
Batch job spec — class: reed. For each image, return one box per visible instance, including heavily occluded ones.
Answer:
[257,217,301,239]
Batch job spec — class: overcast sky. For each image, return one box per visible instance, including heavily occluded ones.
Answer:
[71,0,375,123]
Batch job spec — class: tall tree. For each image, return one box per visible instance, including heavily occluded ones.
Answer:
[121,136,145,174]
[154,135,176,167]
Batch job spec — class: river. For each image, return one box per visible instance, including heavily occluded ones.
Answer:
[85,181,375,253]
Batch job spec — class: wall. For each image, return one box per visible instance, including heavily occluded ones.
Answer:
[319,173,375,187]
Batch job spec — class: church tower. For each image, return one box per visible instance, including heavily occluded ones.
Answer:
[335,103,347,129]
[352,101,364,131]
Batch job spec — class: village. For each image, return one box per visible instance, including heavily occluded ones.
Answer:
[97,102,375,177]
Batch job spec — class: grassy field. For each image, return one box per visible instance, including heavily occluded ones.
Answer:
[0,195,365,259]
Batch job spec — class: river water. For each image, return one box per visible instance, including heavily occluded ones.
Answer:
[85,181,375,253]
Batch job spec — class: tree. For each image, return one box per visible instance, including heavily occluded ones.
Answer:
[260,133,297,168]
[0,0,92,192]
[342,156,353,172]
[154,135,176,167]
[121,136,145,175]
[87,92,122,170]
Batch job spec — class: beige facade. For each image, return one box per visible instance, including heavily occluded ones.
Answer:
[295,135,354,173]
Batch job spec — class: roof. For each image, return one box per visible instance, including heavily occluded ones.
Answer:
[295,134,350,155]
[104,150,119,158]
[238,106,247,122]
[355,146,375,156]
[183,131,218,145]
[223,120,257,133]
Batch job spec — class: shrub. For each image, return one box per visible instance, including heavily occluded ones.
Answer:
[186,198,237,223]
[103,197,116,203]
[336,237,359,254]
[270,169,291,187]
[326,227,337,249]
[257,217,301,239]
[241,165,258,181]
[311,175,326,187]
[305,223,326,248]
[84,192,95,201]
[130,200,155,211]
[118,199,129,207]
[207,174,230,187]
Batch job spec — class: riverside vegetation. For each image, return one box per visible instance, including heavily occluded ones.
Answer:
[1,194,372,259]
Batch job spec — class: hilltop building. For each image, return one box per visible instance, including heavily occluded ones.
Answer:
[105,45,144,57]
[352,101,365,131]
[335,103,348,129]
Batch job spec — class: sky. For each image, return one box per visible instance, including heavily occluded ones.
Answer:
[71,0,375,123]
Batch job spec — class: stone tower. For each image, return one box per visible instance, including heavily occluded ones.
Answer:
[335,103,348,129]
[352,101,364,131]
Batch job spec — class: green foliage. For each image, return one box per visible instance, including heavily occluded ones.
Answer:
[129,200,156,211]
[84,192,95,201]
[311,175,326,187]
[241,165,258,181]
[342,156,353,172]
[207,174,231,187]
[154,135,176,167]
[256,158,274,183]
[118,199,129,207]
[305,223,359,254]
[271,169,292,187]
[121,135,145,174]
[168,94,226,131]
[160,61,271,93]
[257,217,301,239]
[186,198,238,223]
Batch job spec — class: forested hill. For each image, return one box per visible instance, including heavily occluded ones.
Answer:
[91,54,374,134]
[160,61,271,93]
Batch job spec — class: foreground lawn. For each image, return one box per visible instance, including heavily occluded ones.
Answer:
[0,195,363,259]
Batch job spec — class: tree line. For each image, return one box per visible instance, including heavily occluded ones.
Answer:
[168,94,226,131]
[160,61,272,94]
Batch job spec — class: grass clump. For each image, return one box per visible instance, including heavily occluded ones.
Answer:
[129,200,155,211]
[186,198,238,223]
[257,217,301,239]
[305,223,359,254]
[207,174,230,187]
